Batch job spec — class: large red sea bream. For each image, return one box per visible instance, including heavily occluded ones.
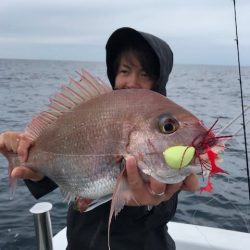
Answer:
[1,70,229,222]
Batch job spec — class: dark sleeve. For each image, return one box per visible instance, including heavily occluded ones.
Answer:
[24,176,58,199]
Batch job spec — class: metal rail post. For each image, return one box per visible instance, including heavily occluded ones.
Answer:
[30,202,53,250]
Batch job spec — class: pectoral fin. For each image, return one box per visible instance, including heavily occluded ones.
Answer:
[108,165,134,250]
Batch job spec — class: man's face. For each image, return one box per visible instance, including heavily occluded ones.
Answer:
[114,55,154,90]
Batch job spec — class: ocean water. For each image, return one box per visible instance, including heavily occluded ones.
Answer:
[0,58,249,249]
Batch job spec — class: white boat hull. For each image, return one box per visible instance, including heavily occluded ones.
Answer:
[53,222,250,250]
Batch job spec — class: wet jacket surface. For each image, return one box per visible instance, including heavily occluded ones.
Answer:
[25,27,177,250]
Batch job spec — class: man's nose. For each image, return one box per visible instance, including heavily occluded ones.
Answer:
[126,73,139,88]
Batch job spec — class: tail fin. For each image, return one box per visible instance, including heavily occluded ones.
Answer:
[1,150,21,197]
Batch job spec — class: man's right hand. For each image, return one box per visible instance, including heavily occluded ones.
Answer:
[0,131,44,181]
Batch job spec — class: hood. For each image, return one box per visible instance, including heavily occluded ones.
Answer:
[105,27,173,96]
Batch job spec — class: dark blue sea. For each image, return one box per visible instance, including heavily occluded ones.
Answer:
[0,58,249,249]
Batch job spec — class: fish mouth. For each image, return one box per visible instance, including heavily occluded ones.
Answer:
[191,131,219,156]
[191,119,232,156]
[191,125,228,173]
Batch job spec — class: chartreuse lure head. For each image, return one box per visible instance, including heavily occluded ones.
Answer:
[163,146,195,169]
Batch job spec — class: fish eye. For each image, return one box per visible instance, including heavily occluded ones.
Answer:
[158,115,179,134]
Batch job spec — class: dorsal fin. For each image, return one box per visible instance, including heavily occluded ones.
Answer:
[25,69,112,140]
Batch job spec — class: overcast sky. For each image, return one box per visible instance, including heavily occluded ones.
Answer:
[0,0,249,66]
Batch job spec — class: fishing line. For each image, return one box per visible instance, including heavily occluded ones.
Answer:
[218,104,250,134]
[232,0,250,200]
[233,120,250,138]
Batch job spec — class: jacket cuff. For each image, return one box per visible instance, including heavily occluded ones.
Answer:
[24,176,58,199]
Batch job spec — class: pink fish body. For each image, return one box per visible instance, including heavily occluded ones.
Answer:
[2,70,225,209]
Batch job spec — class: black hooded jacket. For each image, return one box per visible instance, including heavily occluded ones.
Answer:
[25,27,177,250]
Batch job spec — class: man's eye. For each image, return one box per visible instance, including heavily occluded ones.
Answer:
[119,69,129,75]
[141,72,149,78]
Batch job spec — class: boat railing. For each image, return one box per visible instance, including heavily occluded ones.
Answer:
[30,202,54,250]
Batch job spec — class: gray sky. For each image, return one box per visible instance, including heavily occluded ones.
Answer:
[0,0,249,65]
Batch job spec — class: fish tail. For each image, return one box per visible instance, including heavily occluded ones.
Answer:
[1,150,21,197]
